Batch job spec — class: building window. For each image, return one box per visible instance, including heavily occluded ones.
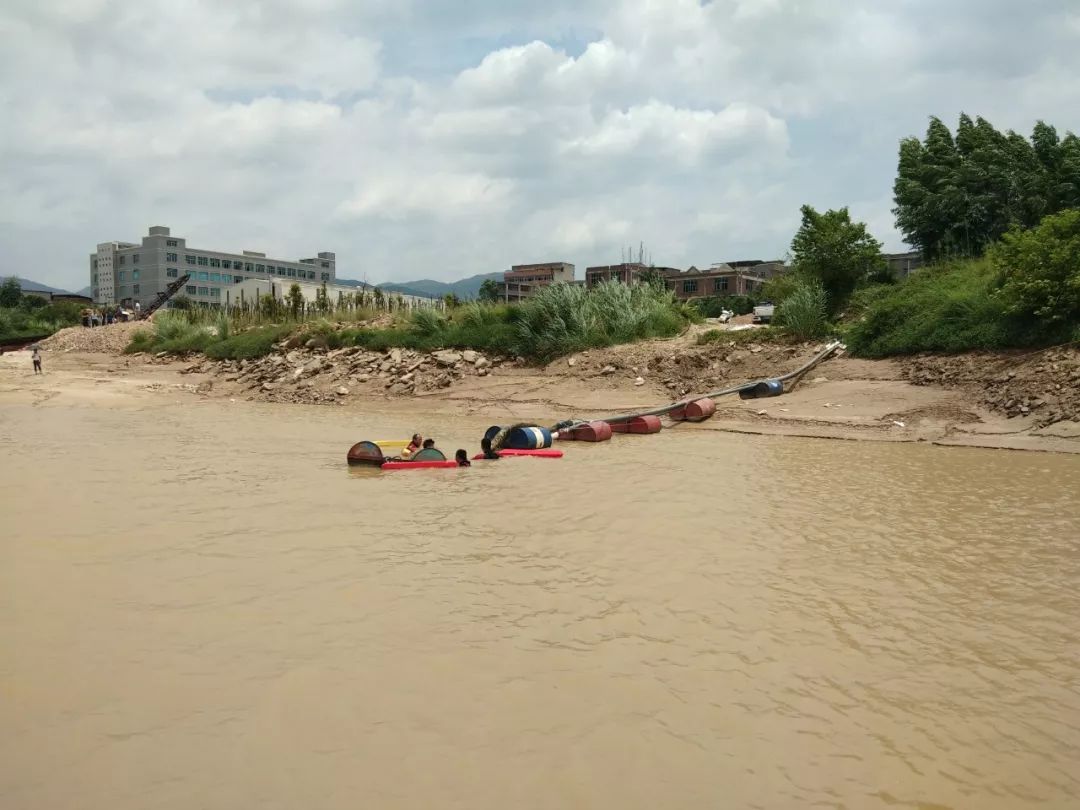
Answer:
[166,268,178,278]
[132,254,140,264]
[185,255,196,265]
[308,271,315,280]
[197,286,209,296]
[166,239,178,247]
[209,258,221,268]
[118,256,126,265]
[244,262,254,272]
[92,258,98,269]
[682,280,697,294]
[209,288,220,298]
[167,252,178,263]
[133,283,140,294]
[210,273,221,282]
[714,277,729,292]
[118,271,127,281]
[320,261,330,268]
[197,256,208,266]
[285,268,295,277]
[186,285,197,295]
[256,264,265,273]
[92,273,98,284]
[196,272,209,281]
[132,270,140,280]
[321,272,330,282]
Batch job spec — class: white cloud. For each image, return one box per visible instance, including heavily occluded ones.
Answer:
[561,101,788,166]
[336,173,515,220]
[0,0,1078,289]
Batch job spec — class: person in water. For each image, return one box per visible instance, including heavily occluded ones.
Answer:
[455,449,471,467]
[401,434,422,459]
[480,437,499,459]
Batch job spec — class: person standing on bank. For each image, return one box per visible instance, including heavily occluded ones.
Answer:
[31,345,42,374]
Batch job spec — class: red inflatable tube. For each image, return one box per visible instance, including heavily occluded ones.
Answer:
[380,460,461,470]
[472,449,564,460]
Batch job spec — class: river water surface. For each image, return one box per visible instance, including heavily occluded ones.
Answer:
[2,398,1079,809]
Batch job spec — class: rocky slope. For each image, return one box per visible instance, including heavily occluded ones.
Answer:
[173,344,507,405]
[902,346,1080,427]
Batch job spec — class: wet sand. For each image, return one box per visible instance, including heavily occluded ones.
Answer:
[3,346,1078,454]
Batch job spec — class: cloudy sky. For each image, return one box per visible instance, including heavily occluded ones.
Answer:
[2,0,1079,291]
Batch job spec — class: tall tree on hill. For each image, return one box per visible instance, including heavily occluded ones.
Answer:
[790,205,884,314]
[894,114,1080,260]
[0,277,22,308]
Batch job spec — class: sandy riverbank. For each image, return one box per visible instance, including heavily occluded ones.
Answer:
[3,323,1078,454]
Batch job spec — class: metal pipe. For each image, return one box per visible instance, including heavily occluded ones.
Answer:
[553,341,843,430]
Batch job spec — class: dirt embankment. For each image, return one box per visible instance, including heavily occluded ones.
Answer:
[10,320,1078,453]
[902,346,1080,427]
[171,343,511,406]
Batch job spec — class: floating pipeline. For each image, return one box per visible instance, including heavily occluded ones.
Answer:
[347,342,843,470]
[550,340,843,440]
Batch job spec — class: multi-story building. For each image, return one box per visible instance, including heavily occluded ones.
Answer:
[665,265,766,300]
[90,225,337,309]
[585,263,655,288]
[497,262,574,302]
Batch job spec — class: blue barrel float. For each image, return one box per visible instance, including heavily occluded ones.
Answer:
[739,379,784,399]
[485,424,553,449]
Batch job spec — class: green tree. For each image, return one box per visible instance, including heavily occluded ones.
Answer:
[894,114,1080,260]
[790,205,884,313]
[170,294,194,311]
[286,283,305,319]
[372,288,385,309]
[992,208,1080,324]
[478,278,501,303]
[443,292,461,309]
[0,277,21,308]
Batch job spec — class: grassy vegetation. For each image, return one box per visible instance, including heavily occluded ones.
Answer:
[0,298,85,343]
[844,256,1079,357]
[774,280,829,339]
[127,281,692,363]
[126,313,293,359]
[696,326,791,346]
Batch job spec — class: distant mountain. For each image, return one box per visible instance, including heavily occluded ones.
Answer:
[75,286,92,297]
[1,276,77,295]
[337,272,503,301]
[381,272,503,300]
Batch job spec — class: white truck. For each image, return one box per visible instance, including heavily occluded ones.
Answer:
[752,301,775,324]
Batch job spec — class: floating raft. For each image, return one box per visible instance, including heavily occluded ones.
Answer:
[472,448,563,460]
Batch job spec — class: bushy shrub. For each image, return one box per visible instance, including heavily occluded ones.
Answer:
[992,208,1080,324]
[514,280,686,361]
[775,280,829,339]
[846,258,1020,356]
[410,307,447,337]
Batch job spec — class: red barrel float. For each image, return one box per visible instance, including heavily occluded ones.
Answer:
[670,398,716,423]
[557,420,613,442]
[608,415,662,434]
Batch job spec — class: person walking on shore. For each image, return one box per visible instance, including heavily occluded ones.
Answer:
[31,345,42,374]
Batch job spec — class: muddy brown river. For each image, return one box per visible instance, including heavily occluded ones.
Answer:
[2,397,1079,809]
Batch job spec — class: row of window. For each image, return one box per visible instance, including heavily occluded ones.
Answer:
[185,285,224,298]
[117,270,140,281]
[681,278,731,294]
